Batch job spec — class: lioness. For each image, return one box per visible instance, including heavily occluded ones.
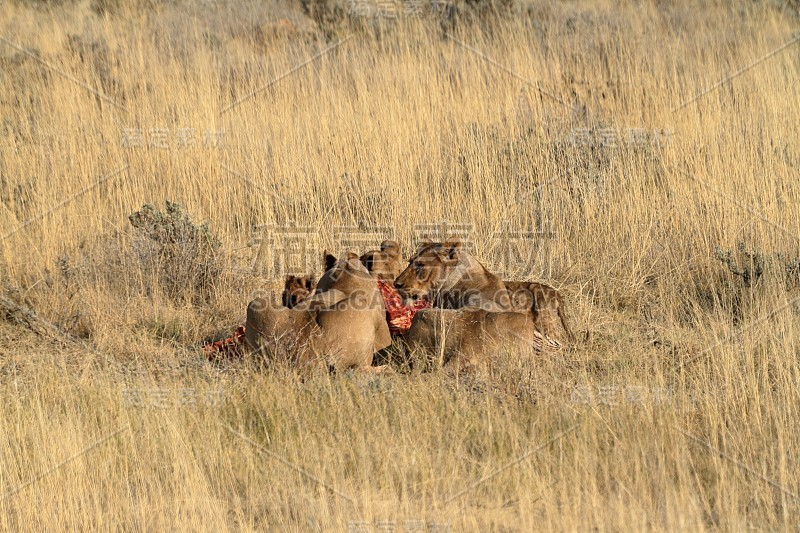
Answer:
[359,240,404,281]
[282,274,316,308]
[282,240,403,306]
[246,251,392,373]
[404,307,560,370]
[394,238,573,342]
[282,240,404,305]
[394,238,511,311]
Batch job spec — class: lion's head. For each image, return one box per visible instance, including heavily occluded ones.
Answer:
[393,238,463,301]
[360,240,404,281]
[314,250,377,302]
[282,274,316,309]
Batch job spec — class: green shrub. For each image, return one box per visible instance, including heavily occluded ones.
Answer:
[128,201,221,304]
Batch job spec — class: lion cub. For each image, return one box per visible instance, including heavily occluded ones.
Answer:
[282,274,316,309]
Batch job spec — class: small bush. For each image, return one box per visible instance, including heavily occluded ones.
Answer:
[128,201,222,304]
[715,242,800,290]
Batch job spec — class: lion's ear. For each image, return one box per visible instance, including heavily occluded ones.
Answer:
[361,253,374,273]
[324,251,337,271]
[380,240,400,253]
[440,237,462,261]
[414,238,433,253]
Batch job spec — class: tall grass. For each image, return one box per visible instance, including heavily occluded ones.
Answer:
[1,0,799,530]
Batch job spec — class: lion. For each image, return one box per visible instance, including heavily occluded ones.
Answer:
[246,251,392,373]
[281,240,403,306]
[393,238,555,367]
[394,238,574,342]
[359,240,404,281]
[393,238,511,311]
[282,274,316,309]
[504,281,575,342]
[281,239,404,305]
[404,307,561,370]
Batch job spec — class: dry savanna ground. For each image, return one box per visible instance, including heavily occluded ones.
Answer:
[1,0,800,530]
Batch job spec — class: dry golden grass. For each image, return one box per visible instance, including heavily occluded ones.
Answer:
[1,0,800,530]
